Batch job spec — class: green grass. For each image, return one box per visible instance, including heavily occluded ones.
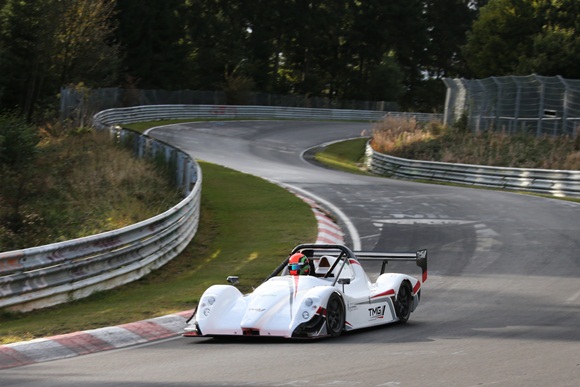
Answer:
[0,162,317,344]
[313,138,374,175]
[314,138,580,203]
[122,119,210,133]
[122,118,274,133]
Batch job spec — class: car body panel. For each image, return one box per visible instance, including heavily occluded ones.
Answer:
[184,244,427,339]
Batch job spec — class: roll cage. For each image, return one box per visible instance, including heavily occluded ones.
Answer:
[264,244,428,285]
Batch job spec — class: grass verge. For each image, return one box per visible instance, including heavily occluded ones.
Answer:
[0,162,317,344]
[314,138,580,203]
[0,131,183,251]
[121,119,211,133]
[313,138,373,175]
[121,118,273,133]
[371,115,580,170]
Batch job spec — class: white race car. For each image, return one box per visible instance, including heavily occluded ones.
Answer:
[183,244,427,339]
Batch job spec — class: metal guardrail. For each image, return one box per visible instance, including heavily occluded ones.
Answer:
[366,143,580,198]
[60,87,399,119]
[0,118,201,311]
[92,104,442,126]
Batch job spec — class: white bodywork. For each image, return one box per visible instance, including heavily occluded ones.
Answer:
[184,245,426,339]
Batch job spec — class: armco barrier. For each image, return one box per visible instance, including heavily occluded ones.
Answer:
[92,104,441,127]
[0,121,201,311]
[366,142,580,198]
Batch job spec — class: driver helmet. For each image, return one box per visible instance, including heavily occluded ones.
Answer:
[288,253,310,275]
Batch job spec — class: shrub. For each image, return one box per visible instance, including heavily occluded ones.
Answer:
[0,130,182,251]
[0,114,40,167]
[370,114,580,170]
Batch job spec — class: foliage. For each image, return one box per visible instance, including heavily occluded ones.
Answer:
[0,0,486,117]
[0,114,40,235]
[463,0,580,78]
[0,131,182,251]
[5,0,577,119]
[422,0,484,78]
[115,0,188,89]
[0,113,39,167]
[0,0,119,120]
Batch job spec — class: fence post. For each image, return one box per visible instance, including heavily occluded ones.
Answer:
[491,77,502,131]
[442,78,454,126]
[511,76,522,134]
[557,75,570,135]
[534,74,545,136]
[473,80,484,133]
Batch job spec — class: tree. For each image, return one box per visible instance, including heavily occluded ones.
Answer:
[520,0,580,78]
[184,0,250,90]
[339,1,410,101]
[0,114,38,167]
[0,114,39,233]
[0,1,58,118]
[423,0,482,78]
[463,0,580,79]
[0,0,120,120]
[463,0,539,78]
[1,0,486,115]
[115,0,188,89]
[53,0,120,88]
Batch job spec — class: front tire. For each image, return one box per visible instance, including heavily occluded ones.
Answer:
[395,282,413,323]
[326,293,345,337]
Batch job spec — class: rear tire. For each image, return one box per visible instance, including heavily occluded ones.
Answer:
[395,282,413,323]
[326,293,345,337]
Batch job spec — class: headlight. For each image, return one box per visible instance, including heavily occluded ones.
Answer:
[302,311,310,320]
[304,298,313,307]
[207,296,216,305]
[202,308,211,317]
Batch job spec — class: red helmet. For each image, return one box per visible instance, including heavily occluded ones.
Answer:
[288,253,310,275]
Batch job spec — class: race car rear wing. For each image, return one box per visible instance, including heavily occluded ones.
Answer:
[354,250,428,283]
[288,244,428,283]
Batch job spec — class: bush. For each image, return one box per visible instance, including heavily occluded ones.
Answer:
[0,114,41,238]
[370,114,580,169]
[0,114,40,167]
[0,130,182,251]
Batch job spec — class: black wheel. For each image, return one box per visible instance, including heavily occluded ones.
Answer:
[326,292,345,337]
[395,281,413,323]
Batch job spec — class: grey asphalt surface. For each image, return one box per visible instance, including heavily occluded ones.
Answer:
[2,120,579,386]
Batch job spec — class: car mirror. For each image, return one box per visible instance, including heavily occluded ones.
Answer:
[227,276,239,285]
[338,277,350,292]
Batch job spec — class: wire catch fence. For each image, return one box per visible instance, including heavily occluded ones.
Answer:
[443,74,580,137]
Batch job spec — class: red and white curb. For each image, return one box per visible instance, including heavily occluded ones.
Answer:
[296,194,344,245]
[0,310,193,369]
[0,195,343,370]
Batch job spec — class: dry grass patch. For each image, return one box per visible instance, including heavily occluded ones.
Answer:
[0,131,182,251]
[371,116,580,170]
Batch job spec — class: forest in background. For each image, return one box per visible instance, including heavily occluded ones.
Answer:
[1,0,580,123]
